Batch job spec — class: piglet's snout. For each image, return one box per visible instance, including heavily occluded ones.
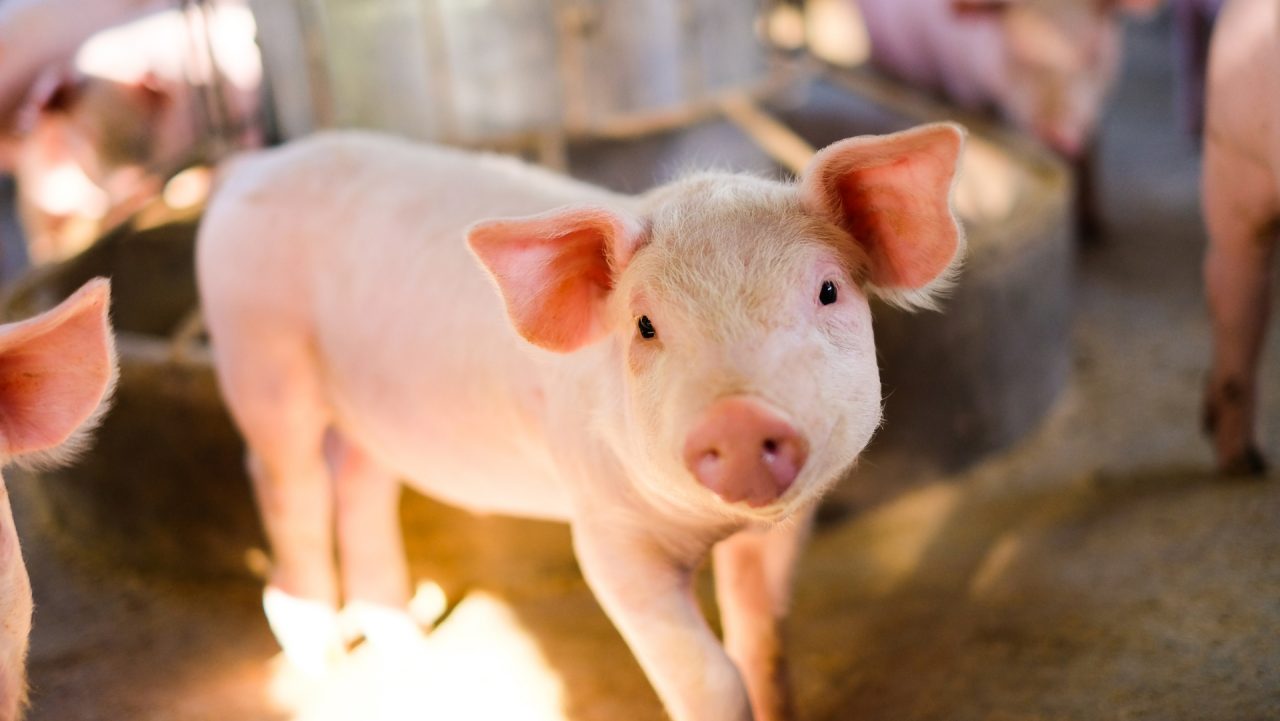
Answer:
[683,397,809,508]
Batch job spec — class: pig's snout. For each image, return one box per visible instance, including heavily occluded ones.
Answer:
[1036,121,1087,160]
[682,397,808,508]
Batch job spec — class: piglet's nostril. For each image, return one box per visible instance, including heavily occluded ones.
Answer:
[762,438,779,456]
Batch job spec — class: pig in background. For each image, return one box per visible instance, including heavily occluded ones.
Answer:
[0,279,117,721]
[1200,0,1277,476]
[1171,0,1225,138]
[197,123,966,721]
[0,0,163,127]
[852,0,1163,236]
[0,0,262,265]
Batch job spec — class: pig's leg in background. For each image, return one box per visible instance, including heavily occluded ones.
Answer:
[1201,139,1276,476]
[212,326,344,672]
[329,433,420,650]
[712,507,815,721]
[1073,144,1103,242]
[573,521,753,721]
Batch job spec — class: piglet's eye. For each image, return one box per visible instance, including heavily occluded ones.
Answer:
[819,280,838,306]
[637,315,657,339]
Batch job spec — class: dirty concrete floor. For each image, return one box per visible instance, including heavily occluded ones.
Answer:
[8,13,1279,721]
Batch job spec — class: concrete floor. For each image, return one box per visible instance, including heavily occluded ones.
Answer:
[7,12,1279,721]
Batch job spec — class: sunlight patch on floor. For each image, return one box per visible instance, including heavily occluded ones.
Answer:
[827,482,964,594]
[267,591,567,721]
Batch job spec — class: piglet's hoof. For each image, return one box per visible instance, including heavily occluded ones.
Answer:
[1201,381,1268,479]
[1219,445,1269,479]
[340,601,429,654]
[263,586,346,676]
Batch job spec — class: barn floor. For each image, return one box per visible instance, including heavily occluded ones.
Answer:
[6,12,1279,721]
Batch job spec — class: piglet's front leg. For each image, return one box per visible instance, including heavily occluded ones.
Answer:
[573,520,754,721]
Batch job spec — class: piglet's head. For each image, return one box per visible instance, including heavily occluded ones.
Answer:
[0,278,116,721]
[469,123,964,522]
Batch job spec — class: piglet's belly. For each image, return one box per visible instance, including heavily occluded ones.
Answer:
[340,414,572,522]
[398,446,570,521]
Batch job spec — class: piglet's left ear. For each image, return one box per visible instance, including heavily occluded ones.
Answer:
[802,122,966,308]
[0,278,116,465]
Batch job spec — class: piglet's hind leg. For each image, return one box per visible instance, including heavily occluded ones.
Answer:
[329,432,422,652]
[212,324,343,674]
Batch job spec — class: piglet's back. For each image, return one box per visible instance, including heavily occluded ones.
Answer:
[197,131,622,337]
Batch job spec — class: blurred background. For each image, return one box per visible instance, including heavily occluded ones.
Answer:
[0,1,1275,719]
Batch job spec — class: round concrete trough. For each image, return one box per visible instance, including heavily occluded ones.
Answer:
[787,78,1074,474]
[3,74,1071,580]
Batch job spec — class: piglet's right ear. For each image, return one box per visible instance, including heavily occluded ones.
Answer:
[0,278,116,466]
[467,206,644,353]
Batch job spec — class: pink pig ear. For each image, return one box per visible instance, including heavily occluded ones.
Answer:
[468,206,645,353]
[0,278,116,466]
[802,122,966,309]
